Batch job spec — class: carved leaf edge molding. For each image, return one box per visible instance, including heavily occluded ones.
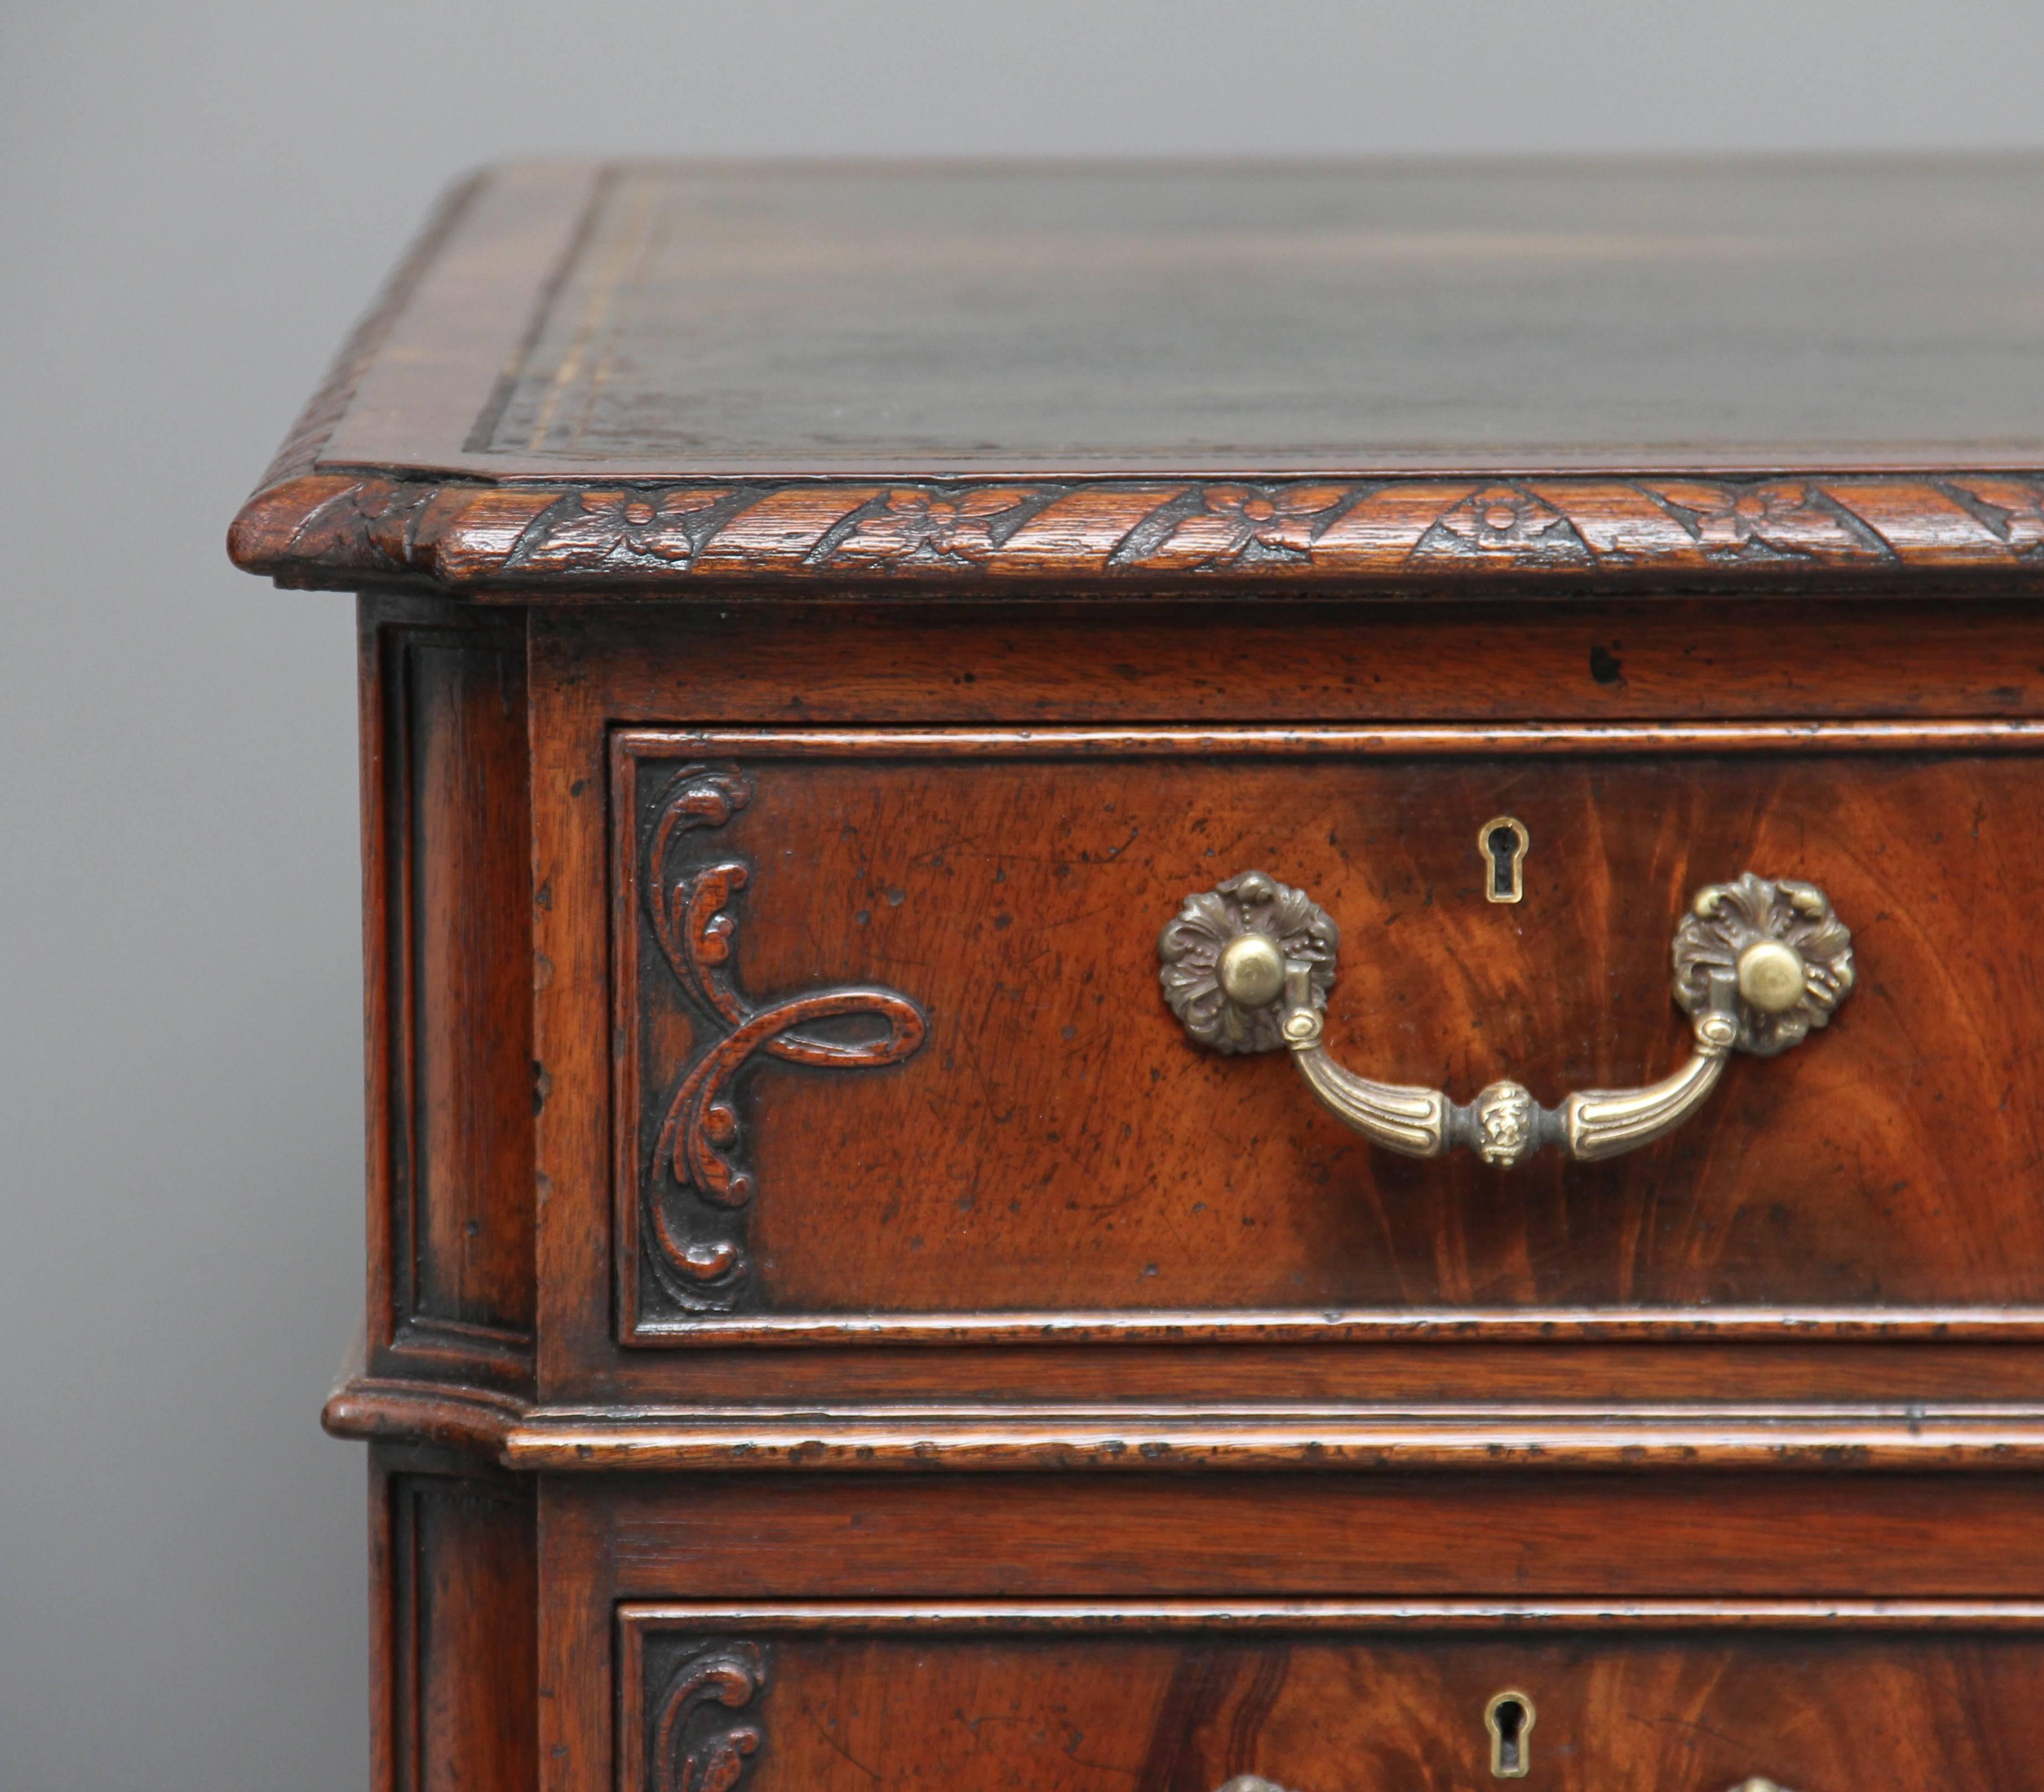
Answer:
[648,1639,768,1792]
[232,470,2044,589]
[638,762,927,1313]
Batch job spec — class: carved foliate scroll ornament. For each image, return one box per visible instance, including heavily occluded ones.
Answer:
[640,763,927,1311]
[1672,872,1855,1056]
[648,1641,767,1792]
[1158,870,1339,1055]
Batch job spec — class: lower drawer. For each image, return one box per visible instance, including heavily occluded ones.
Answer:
[618,1606,2044,1792]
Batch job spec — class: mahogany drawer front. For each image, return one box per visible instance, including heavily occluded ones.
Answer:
[598,725,2043,1348]
[615,1605,2044,1792]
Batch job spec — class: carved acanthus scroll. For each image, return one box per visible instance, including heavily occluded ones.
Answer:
[638,764,927,1312]
[648,1640,768,1792]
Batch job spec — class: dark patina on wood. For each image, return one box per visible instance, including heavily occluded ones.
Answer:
[235,465,2044,591]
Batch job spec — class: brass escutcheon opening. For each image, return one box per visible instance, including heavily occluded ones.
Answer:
[1485,1689,1535,1778]
[1480,816,1530,903]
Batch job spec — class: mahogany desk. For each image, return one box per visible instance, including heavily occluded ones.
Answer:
[232,158,2044,1791]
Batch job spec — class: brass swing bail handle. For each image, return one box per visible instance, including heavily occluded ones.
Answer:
[1158,870,1855,1168]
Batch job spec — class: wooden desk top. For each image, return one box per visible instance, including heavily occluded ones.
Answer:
[232,157,2044,595]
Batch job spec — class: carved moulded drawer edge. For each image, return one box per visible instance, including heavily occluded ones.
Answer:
[320,1378,2044,1472]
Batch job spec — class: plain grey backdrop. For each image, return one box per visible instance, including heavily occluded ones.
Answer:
[5,2,2044,1785]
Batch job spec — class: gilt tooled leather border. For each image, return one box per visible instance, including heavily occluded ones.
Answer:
[229,470,2044,593]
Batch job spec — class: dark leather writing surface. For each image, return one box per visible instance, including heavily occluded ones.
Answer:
[468,161,2044,471]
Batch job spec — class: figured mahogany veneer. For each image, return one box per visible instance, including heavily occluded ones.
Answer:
[234,160,2044,1791]
[613,1606,2044,1792]
[604,724,2044,1343]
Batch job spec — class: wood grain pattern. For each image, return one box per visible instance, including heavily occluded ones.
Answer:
[360,599,535,1389]
[543,599,2044,726]
[374,1457,536,1792]
[234,469,2044,593]
[530,1475,2044,1792]
[256,174,485,492]
[574,1472,2044,1599]
[337,1338,2044,1426]
[604,727,2044,1342]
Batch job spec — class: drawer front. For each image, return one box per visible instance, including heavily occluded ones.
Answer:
[603,725,2043,1347]
[615,1605,2044,1792]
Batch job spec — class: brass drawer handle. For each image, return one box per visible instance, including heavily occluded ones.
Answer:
[1159,869,1853,1167]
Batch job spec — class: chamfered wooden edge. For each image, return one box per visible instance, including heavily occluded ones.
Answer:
[250,176,489,497]
[232,468,2044,595]
[321,1377,2044,1472]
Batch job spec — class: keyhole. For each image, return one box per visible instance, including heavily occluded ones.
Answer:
[1480,816,1529,905]
[1485,1690,1535,1779]
[1486,829,1517,898]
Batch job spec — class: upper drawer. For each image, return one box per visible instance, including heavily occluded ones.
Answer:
[594,722,2044,1347]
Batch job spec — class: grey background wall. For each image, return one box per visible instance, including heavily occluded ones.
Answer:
[4,2,2042,1785]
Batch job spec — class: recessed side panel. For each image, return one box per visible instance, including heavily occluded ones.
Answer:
[377,1456,537,1792]
[362,598,535,1386]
